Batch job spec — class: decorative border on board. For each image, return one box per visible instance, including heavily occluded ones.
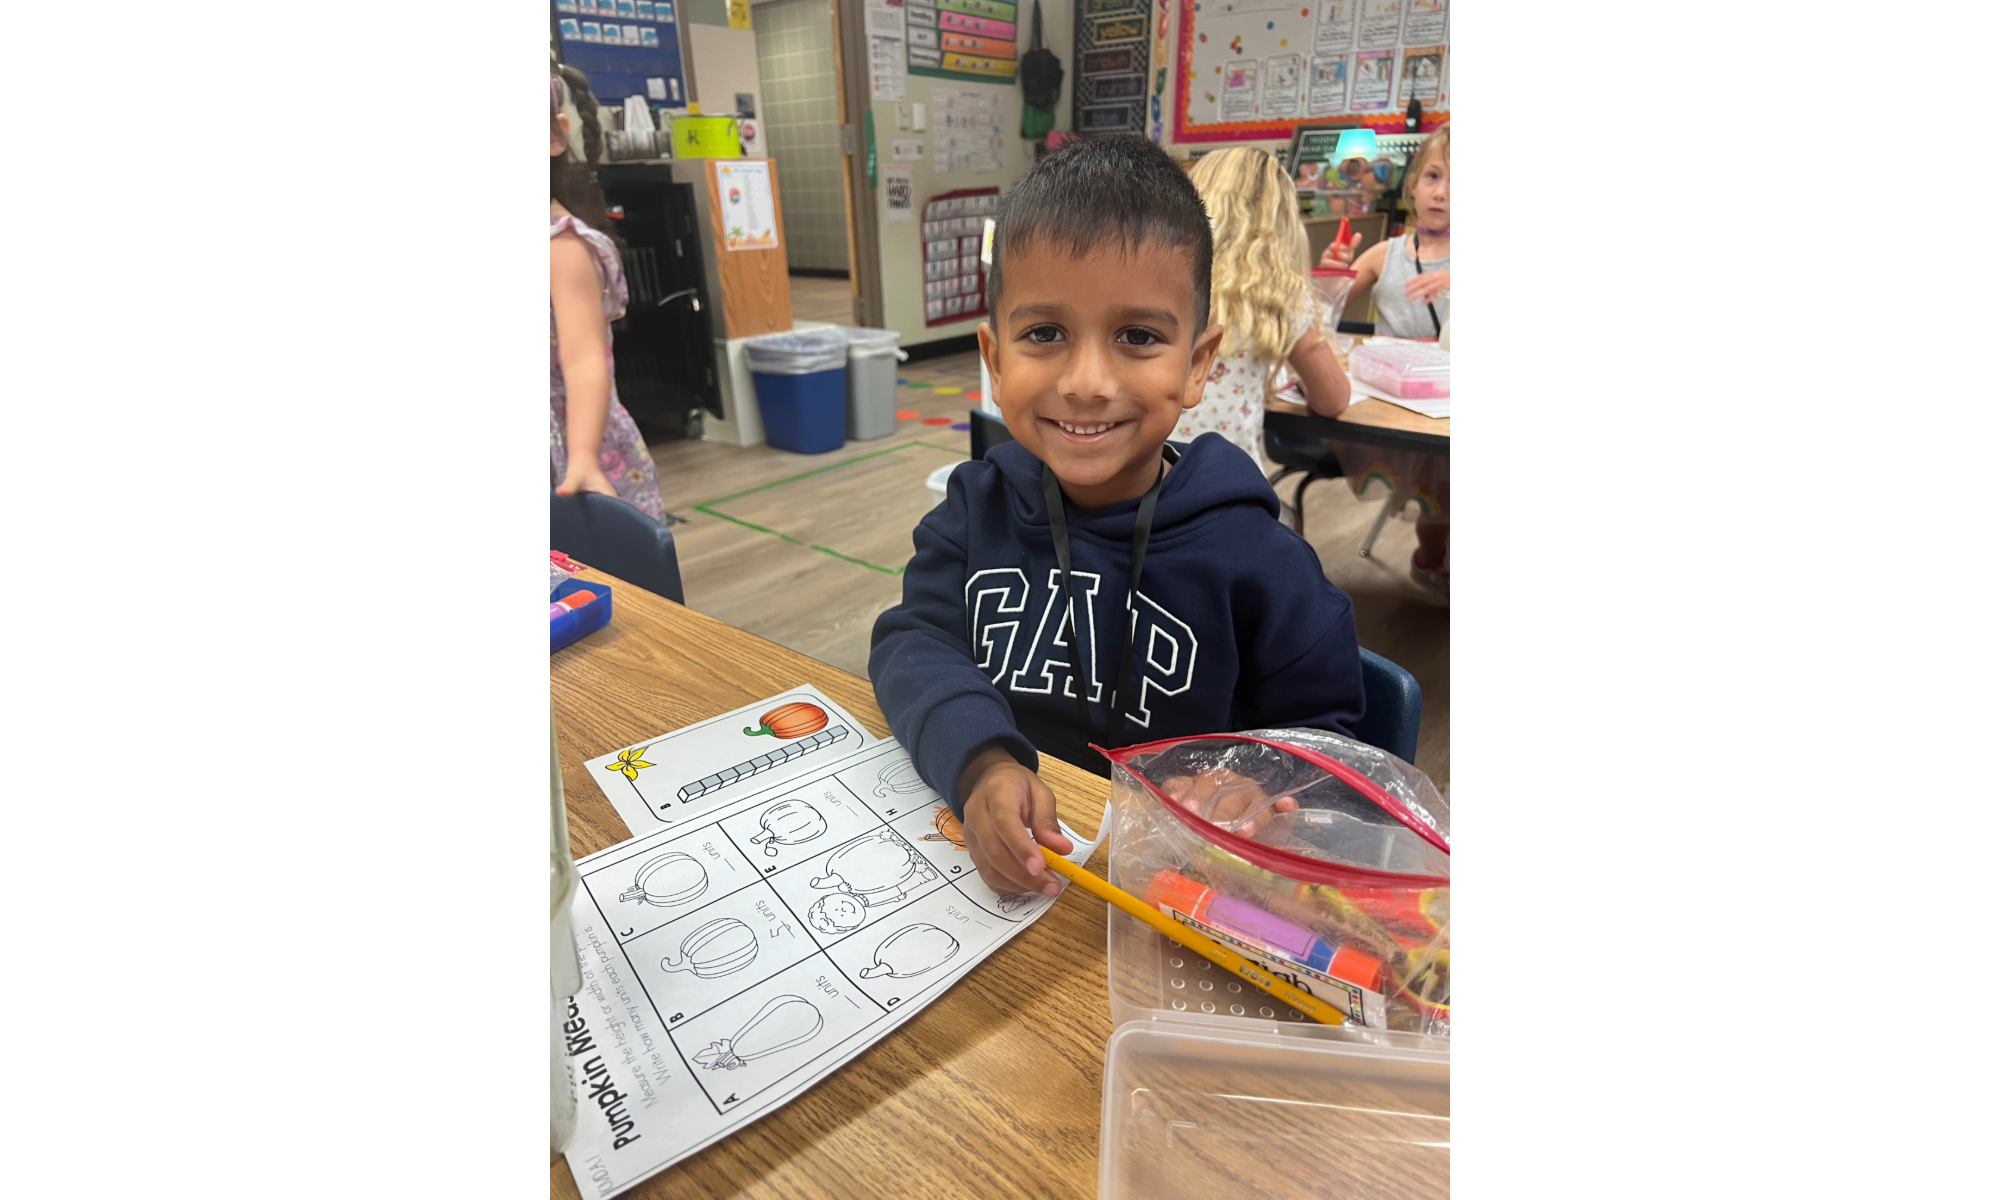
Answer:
[1170,0,1448,143]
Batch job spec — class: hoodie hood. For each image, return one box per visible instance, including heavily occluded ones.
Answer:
[985,433,1281,545]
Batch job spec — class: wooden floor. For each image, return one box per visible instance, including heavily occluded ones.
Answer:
[788,273,853,325]
[649,349,1449,795]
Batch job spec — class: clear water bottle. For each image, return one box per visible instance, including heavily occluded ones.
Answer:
[551,715,582,1158]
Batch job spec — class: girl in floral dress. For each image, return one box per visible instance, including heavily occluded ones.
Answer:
[1173,147,1351,467]
[550,66,665,521]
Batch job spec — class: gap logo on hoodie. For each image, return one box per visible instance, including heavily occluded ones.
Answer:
[966,567,1196,730]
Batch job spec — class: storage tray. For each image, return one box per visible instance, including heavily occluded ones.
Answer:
[550,578,612,654]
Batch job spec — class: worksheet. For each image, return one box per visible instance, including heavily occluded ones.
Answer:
[562,719,1104,1198]
[583,686,880,836]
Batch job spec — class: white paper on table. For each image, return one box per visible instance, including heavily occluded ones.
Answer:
[560,728,1111,1198]
[583,685,880,835]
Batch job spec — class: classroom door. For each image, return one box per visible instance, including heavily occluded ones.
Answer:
[831,0,885,328]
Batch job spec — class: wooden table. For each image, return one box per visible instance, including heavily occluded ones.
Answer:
[552,568,1117,1200]
[1265,395,1450,458]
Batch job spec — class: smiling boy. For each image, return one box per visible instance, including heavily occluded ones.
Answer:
[869,138,1365,897]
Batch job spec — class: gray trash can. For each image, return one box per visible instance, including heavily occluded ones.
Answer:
[834,327,906,441]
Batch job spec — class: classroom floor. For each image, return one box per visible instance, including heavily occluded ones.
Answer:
[788,273,853,325]
[650,348,1449,796]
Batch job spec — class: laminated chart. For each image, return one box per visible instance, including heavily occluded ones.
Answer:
[583,685,878,834]
[560,730,1107,1198]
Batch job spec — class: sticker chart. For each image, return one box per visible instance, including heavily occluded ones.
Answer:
[562,692,1104,1197]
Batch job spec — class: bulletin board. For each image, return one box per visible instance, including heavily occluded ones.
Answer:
[1174,0,1447,143]
[918,188,999,327]
[554,0,690,106]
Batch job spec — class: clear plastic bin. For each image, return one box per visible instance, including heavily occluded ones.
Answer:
[1350,340,1451,400]
[1098,1021,1450,1200]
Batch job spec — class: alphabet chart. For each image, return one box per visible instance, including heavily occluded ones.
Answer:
[561,697,1105,1198]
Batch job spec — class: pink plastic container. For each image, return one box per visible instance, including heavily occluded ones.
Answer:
[1350,340,1451,400]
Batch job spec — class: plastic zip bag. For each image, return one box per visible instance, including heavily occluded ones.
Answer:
[1102,728,1450,1035]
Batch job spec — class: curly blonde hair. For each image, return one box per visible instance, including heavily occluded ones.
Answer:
[1187,147,1313,374]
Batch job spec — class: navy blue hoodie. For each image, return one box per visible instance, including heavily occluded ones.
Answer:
[870,433,1364,817]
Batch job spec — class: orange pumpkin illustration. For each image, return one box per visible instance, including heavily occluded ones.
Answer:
[744,702,830,740]
[918,804,966,851]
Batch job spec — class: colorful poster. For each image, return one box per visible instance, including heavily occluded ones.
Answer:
[1402,0,1446,44]
[1260,53,1302,119]
[1307,53,1349,116]
[1349,48,1393,110]
[714,160,778,252]
[1314,0,1355,53]
[728,0,750,29]
[1398,44,1444,106]
[1219,58,1258,122]
[1357,0,1403,50]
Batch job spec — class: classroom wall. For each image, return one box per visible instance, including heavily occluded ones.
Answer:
[757,0,851,273]
[684,23,768,157]
[874,0,1074,347]
[1150,0,1449,158]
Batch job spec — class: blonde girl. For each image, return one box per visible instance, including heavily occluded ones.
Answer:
[1174,146,1351,464]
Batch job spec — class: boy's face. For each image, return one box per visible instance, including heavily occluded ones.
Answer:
[978,240,1223,510]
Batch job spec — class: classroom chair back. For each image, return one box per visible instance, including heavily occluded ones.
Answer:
[1354,647,1422,765]
[969,409,1014,461]
[550,491,686,605]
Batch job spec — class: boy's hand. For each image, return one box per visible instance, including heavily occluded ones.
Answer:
[1318,232,1362,269]
[957,745,1075,898]
[1160,768,1300,840]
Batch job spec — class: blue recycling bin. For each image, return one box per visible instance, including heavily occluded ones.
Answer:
[745,330,850,454]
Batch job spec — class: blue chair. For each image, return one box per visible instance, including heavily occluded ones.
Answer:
[1353,648,1422,764]
[550,492,686,605]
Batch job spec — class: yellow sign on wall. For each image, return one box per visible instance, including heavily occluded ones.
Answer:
[728,0,751,29]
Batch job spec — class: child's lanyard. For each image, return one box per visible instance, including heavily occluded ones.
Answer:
[1041,455,1166,749]
[1411,231,1443,338]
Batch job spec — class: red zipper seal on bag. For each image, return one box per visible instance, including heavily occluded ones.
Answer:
[1096,734,1450,889]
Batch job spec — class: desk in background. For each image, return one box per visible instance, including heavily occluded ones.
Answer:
[1266,394,1449,459]
[551,569,1115,1200]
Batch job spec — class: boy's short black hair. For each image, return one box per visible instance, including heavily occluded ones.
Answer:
[987,136,1213,333]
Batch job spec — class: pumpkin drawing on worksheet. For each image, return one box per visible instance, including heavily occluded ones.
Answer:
[660,918,760,978]
[810,830,936,907]
[750,798,828,856]
[743,702,829,740]
[618,852,709,907]
[858,924,960,979]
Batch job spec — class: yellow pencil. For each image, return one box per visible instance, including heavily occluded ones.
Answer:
[1038,846,1348,1027]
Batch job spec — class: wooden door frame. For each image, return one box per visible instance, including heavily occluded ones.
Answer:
[830,0,885,328]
